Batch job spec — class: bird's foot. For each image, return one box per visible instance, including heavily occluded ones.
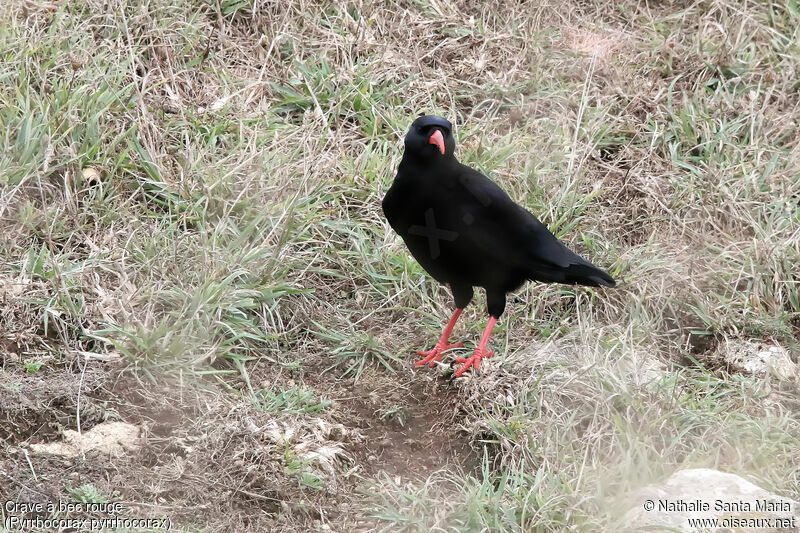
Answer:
[414,341,465,368]
[454,347,494,377]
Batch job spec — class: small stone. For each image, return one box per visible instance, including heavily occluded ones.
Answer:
[721,340,798,382]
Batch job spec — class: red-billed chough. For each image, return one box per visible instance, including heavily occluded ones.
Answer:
[382,115,616,377]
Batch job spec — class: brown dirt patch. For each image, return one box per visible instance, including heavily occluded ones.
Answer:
[310,368,478,481]
[1,351,481,532]
[0,358,111,445]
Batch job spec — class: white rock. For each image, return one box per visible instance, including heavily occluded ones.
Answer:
[29,421,141,458]
[722,340,798,382]
[624,468,799,532]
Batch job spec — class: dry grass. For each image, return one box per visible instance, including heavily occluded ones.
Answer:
[1,0,799,531]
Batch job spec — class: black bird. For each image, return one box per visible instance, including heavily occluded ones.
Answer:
[382,115,616,377]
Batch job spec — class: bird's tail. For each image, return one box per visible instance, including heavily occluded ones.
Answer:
[561,262,616,288]
[527,260,616,288]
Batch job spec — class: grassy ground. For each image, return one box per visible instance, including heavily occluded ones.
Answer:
[1,0,799,531]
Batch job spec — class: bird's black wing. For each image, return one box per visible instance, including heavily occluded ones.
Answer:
[455,166,615,287]
[382,172,415,234]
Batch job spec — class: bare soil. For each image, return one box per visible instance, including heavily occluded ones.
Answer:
[1,343,479,532]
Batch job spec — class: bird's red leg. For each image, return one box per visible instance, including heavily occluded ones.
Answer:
[454,316,497,377]
[414,308,465,368]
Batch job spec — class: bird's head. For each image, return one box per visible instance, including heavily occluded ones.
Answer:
[404,115,455,160]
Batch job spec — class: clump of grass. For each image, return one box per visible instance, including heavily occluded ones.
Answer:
[310,320,403,380]
[255,385,330,415]
[22,359,44,374]
[66,483,107,504]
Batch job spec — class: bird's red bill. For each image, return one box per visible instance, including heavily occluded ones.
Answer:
[428,129,445,154]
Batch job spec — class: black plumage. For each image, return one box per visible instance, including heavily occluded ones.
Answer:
[382,115,616,377]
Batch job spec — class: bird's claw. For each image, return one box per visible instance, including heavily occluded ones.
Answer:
[454,348,494,377]
[414,341,465,367]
